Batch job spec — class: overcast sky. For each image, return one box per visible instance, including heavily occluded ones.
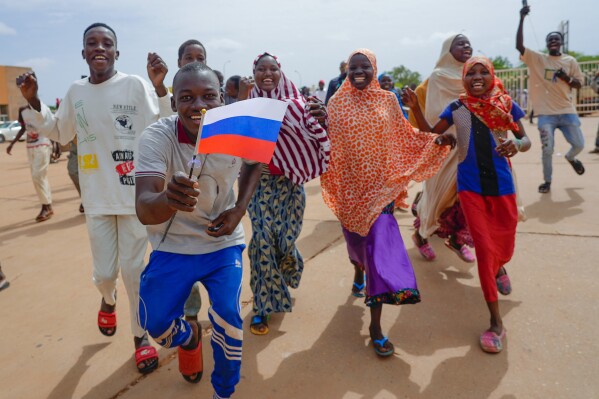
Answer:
[1,0,597,105]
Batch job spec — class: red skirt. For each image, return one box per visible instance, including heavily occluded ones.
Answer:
[458,191,517,302]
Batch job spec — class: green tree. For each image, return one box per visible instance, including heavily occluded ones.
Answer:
[388,65,421,89]
[491,56,513,70]
[565,50,599,62]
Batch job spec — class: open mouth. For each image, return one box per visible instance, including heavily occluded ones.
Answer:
[92,55,108,63]
[472,82,485,90]
[354,76,366,83]
[190,115,202,124]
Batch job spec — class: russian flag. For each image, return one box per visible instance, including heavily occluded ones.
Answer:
[196,98,288,163]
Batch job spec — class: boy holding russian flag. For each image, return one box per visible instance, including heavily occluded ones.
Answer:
[135,62,262,398]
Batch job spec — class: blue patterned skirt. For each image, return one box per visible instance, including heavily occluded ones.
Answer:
[248,174,306,316]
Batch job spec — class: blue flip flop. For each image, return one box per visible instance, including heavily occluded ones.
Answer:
[352,282,365,297]
[351,275,366,297]
[372,336,395,357]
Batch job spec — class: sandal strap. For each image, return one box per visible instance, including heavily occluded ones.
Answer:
[135,345,158,362]
[98,311,116,328]
[373,336,388,347]
[178,340,203,375]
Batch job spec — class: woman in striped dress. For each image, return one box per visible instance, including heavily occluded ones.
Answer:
[239,53,330,335]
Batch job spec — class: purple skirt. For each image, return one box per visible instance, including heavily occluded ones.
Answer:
[343,210,420,307]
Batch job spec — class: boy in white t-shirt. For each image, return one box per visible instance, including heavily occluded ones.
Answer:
[135,62,261,398]
[6,106,54,222]
[18,22,172,374]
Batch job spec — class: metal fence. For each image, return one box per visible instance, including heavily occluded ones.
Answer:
[496,60,599,115]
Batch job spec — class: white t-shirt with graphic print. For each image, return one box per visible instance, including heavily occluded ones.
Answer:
[25,71,172,215]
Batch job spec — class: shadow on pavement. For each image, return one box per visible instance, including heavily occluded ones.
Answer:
[46,343,110,399]
[0,214,85,243]
[240,295,421,398]
[394,255,521,398]
[524,187,583,224]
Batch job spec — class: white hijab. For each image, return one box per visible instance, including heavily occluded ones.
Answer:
[417,34,468,239]
[424,34,466,125]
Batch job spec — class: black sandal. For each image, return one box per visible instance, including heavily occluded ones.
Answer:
[538,182,551,194]
[567,159,585,175]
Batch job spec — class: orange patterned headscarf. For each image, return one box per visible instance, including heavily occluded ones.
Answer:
[459,56,519,132]
[321,49,449,236]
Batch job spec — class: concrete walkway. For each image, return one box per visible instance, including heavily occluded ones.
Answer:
[1,116,597,399]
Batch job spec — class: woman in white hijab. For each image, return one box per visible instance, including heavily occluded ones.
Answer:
[411,34,476,262]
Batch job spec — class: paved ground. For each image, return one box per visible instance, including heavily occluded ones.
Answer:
[1,116,598,399]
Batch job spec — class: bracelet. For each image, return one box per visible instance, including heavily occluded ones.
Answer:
[513,138,522,151]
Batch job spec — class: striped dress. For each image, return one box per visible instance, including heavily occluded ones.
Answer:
[248,53,330,316]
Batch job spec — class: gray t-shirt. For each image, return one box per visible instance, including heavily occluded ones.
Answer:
[136,115,251,255]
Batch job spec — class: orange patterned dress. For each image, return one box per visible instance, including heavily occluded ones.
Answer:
[321,49,450,236]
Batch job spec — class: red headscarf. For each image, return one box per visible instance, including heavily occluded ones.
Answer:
[459,56,519,132]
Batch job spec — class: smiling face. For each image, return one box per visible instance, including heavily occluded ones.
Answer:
[178,44,206,68]
[254,55,281,92]
[546,33,562,55]
[82,27,118,82]
[463,63,493,97]
[379,75,394,91]
[450,35,473,63]
[348,53,374,90]
[171,69,222,138]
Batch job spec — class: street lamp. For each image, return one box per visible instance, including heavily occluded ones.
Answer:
[293,70,303,86]
[223,60,231,77]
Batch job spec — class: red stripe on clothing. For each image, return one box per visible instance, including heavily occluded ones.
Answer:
[200,135,276,163]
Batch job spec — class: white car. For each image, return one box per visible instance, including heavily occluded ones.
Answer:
[0,121,23,143]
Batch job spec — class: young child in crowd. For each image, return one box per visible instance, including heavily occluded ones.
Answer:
[135,62,261,398]
[6,106,54,222]
[403,56,531,353]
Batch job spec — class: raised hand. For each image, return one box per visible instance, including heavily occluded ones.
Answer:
[147,52,169,96]
[18,71,39,104]
[305,96,327,124]
[401,88,419,109]
[238,76,255,100]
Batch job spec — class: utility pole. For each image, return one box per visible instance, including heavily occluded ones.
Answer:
[559,20,569,53]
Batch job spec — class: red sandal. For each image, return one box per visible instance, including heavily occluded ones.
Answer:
[97,310,116,336]
[135,345,159,374]
[178,328,203,383]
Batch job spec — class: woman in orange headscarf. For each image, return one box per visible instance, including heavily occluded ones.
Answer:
[321,49,449,357]
[404,56,531,354]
